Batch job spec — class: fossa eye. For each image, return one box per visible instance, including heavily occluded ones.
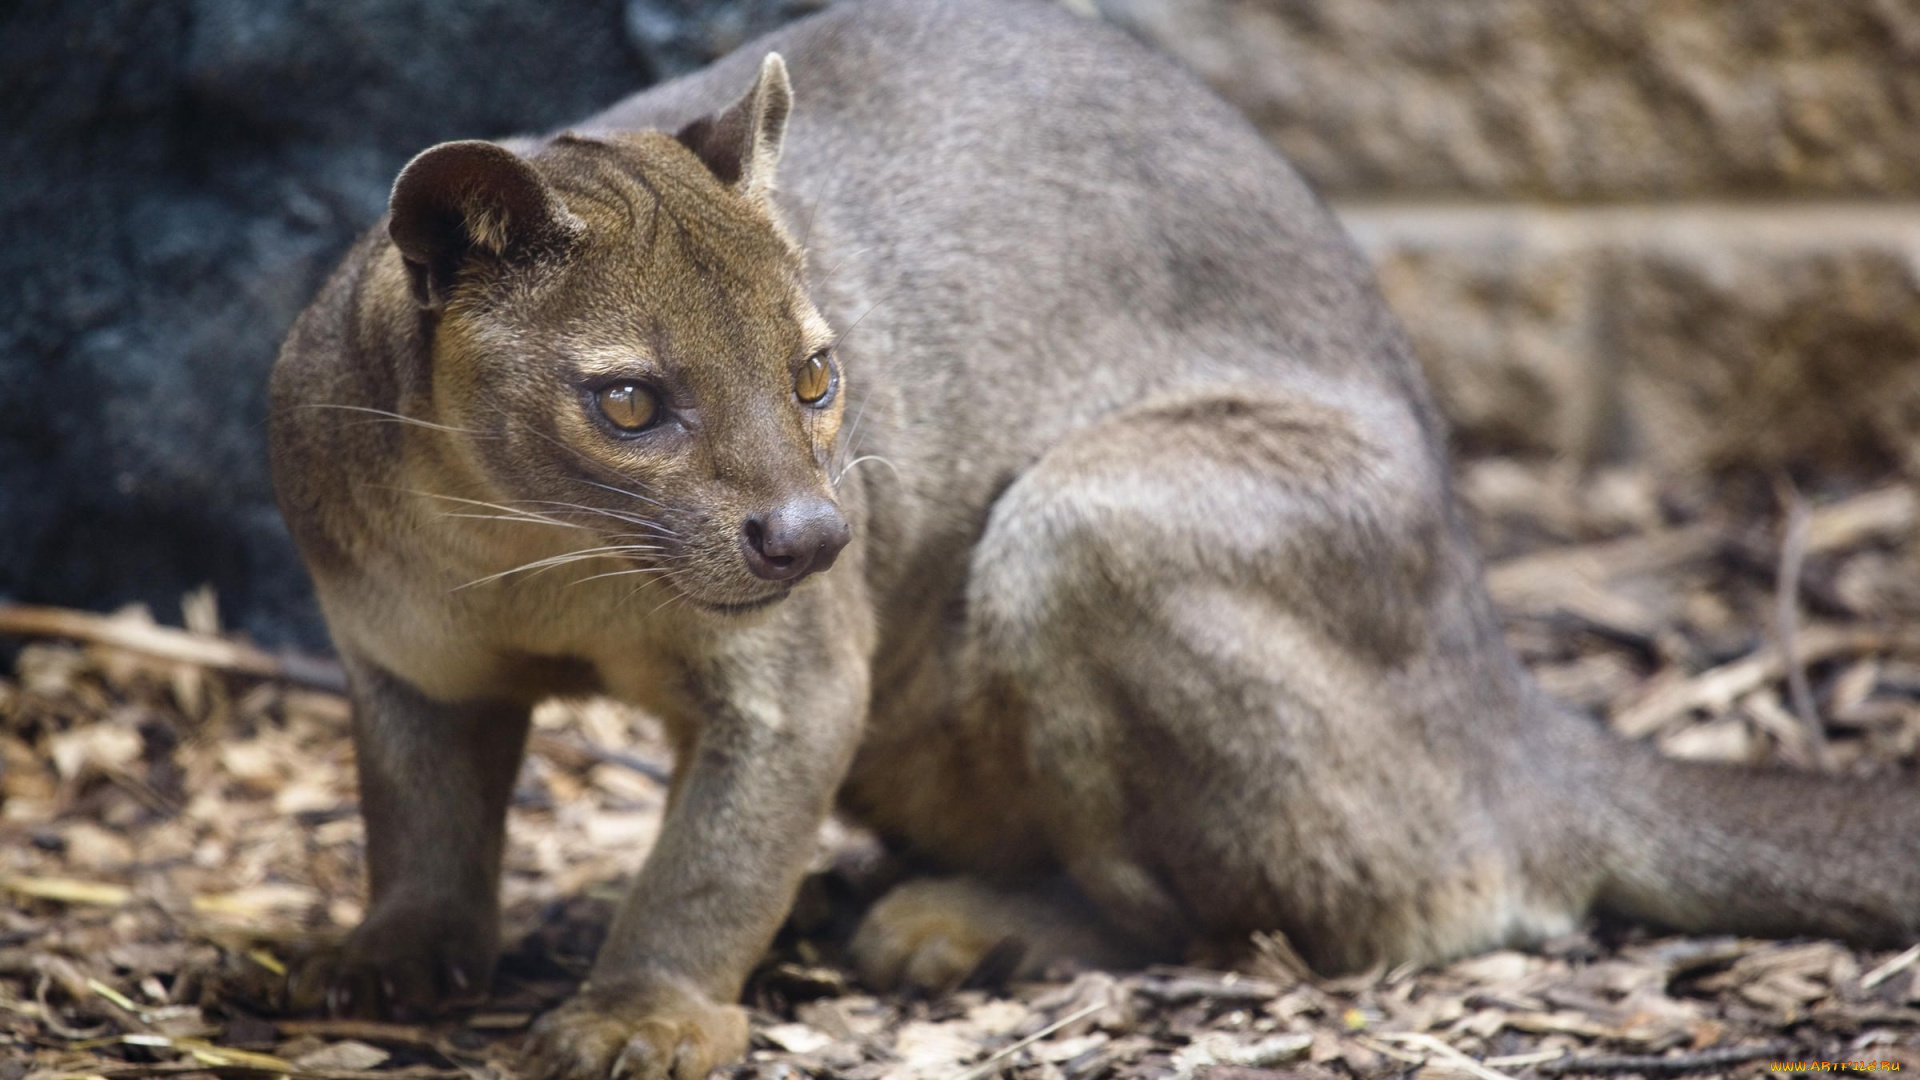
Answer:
[797,350,837,406]
[595,382,659,432]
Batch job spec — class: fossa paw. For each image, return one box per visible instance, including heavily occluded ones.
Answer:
[287,900,493,1021]
[523,979,749,1080]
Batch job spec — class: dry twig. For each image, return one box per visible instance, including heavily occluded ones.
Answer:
[945,1000,1106,1080]
[1613,626,1920,737]
[1536,1041,1788,1076]
[0,602,345,693]
[1772,478,1829,767]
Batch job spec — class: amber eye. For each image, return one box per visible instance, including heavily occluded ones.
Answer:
[595,383,659,432]
[796,351,837,406]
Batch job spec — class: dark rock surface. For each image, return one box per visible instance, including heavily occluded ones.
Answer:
[1,0,811,647]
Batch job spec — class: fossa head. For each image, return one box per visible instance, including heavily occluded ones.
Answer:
[387,55,849,615]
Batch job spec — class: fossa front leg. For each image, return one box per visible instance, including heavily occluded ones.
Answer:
[526,624,868,1080]
[290,654,530,1019]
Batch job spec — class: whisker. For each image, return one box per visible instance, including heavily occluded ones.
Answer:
[467,402,690,532]
[392,489,581,530]
[568,565,680,586]
[620,557,707,606]
[566,478,673,514]
[467,543,666,576]
[378,484,683,552]
[831,296,889,352]
[602,530,683,544]
[813,246,871,294]
[485,402,625,478]
[799,189,823,254]
[645,584,693,620]
[833,382,880,476]
[453,543,671,591]
[518,498,681,538]
[440,512,595,530]
[834,454,901,487]
[298,403,486,436]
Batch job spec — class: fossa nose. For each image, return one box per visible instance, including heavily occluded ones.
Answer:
[739,496,850,582]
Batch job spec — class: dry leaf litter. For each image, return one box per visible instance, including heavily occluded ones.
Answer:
[2,462,1918,1079]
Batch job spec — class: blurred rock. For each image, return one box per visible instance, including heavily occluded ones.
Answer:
[0,0,800,646]
[624,0,830,77]
[1100,0,1920,199]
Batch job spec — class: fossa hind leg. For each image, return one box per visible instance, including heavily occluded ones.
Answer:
[941,387,1591,975]
[849,875,1144,993]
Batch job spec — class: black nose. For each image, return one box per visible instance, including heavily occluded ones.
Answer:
[740,497,851,582]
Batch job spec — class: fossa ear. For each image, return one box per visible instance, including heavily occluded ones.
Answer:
[387,140,584,310]
[676,52,793,199]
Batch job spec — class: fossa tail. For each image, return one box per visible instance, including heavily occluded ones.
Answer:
[1593,742,1920,946]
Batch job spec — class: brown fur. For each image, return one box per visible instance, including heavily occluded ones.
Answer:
[269,3,1920,1077]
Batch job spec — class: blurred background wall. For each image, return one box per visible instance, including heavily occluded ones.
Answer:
[0,0,812,647]
[1103,0,1920,478]
[3,0,1916,649]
